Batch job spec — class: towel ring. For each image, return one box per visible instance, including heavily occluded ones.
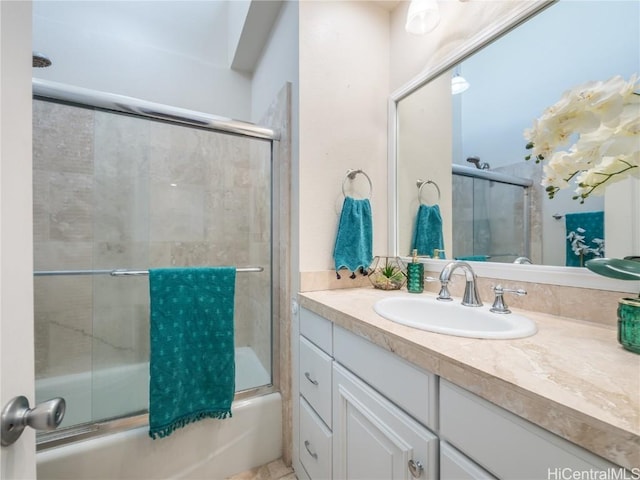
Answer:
[342,169,372,199]
[417,179,441,206]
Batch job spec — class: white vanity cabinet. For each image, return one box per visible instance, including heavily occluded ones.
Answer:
[297,306,620,480]
[299,308,334,480]
[439,379,618,479]
[332,325,439,479]
[332,363,438,479]
[298,308,438,480]
[440,442,496,480]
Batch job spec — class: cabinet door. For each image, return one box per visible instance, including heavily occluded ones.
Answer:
[333,363,437,480]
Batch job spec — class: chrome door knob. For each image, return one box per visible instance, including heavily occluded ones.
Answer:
[1,396,65,446]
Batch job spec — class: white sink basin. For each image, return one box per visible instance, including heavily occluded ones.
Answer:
[373,296,537,339]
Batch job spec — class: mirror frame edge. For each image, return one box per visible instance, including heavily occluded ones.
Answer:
[387,0,639,294]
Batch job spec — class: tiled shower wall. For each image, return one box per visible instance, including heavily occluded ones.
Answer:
[451,161,543,263]
[33,99,272,380]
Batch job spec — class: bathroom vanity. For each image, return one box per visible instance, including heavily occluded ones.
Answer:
[294,288,639,479]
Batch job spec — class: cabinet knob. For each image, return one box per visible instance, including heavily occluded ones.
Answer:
[408,459,423,478]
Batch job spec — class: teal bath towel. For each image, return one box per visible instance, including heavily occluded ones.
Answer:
[148,267,236,439]
[411,204,444,258]
[565,211,604,267]
[333,197,373,277]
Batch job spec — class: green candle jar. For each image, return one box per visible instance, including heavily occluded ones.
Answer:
[618,297,640,354]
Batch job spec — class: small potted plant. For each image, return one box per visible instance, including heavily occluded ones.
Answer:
[368,256,407,290]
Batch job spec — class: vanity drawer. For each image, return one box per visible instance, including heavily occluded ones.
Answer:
[299,336,332,427]
[333,325,437,429]
[300,396,332,480]
[441,441,496,479]
[440,380,616,478]
[300,307,333,355]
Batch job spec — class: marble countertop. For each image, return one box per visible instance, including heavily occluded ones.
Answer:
[298,288,640,470]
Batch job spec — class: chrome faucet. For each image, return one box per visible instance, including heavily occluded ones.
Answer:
[513,256,532,264]
[437,261,483,307]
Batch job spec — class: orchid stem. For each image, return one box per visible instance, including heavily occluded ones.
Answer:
[579,161,638,200]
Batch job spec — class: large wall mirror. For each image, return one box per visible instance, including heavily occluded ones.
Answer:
[392,0,639,289]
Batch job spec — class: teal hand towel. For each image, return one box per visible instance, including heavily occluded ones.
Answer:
[411,204,444,257]
[455,255,488,262]
[565,211,604,267]
[148,267,236,439]
[333,197,373,276]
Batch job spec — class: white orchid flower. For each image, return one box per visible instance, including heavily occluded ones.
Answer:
[525,75,640,202]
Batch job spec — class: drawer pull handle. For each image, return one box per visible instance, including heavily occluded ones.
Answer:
[304,440,318,460]
[408,459,423,478]
[304,372,319,386]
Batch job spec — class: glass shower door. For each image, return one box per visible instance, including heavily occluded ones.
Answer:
[90,110,151,422]
[34,98,274,434]
[452,174,528,262]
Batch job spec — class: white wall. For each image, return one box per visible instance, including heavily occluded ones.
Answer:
[251,0,299,302]
[228,1,252,67]
[461,0,640,170]
[32,1,252,119]
[298,1,390,273]
[397,73,453,258]
[389,1,538,93]
[251,1,298,124]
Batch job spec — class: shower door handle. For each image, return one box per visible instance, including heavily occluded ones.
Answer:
[1,396,66,446]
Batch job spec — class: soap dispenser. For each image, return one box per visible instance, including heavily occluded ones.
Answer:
[407,249,424,293]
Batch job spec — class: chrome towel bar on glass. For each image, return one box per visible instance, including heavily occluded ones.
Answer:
[34,267,264,277]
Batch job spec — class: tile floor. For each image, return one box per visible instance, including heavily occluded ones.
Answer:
[226,459,297,480]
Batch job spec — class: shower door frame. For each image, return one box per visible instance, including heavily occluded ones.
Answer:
[33,79,282,449]
[452,164,533,261]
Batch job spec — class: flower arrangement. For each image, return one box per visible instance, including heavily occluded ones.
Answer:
[524,75,639,203]
[566,227,604,266]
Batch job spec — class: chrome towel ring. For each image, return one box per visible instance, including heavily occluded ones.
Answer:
[417,179,441,206]
[342,169,373,199]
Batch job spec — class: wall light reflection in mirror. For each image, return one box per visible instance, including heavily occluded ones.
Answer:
[451,74,470,95]
[405,0,441,35]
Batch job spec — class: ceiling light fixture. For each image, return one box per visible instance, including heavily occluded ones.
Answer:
[405,0,441,35]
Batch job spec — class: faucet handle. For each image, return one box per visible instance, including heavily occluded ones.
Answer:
[490,285,527,314]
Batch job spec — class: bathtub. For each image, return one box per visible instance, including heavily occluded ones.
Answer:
[36,346,271,428]
[36,347,280,479]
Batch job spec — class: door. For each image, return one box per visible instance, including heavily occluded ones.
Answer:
[0,1,37,478]
[332,364,437,480]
